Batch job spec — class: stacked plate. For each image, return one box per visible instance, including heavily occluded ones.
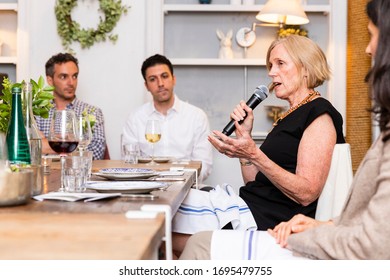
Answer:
[93,168,157,180]
[86,181,167,194]
[89,168,168,194]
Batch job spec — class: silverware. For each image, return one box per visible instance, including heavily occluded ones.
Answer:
[152,177,185,181]
[121,194,159,200]
[89,176,185,182]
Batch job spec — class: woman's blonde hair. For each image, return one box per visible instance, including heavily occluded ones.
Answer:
[266,35,331,88]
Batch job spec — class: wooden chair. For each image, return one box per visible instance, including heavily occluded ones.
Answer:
[103,143,110,160]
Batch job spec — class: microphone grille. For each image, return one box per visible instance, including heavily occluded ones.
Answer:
[254,85,269,100]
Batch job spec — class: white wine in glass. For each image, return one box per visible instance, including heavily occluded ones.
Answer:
[145,120,161,165]
[76,114,92,152]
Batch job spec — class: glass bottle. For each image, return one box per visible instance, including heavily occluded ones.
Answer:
[6,86,31,165]
[22,82,43,195]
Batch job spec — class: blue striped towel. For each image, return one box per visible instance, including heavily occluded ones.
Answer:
[211,230,307,260]
[172,183,257,234]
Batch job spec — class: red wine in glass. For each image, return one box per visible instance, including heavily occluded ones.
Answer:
[49,141,79,155]
[48,109,79,192]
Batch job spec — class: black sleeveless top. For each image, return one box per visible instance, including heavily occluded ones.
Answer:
[239,98,345,230]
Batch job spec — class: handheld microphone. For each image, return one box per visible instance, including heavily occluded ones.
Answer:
[222,85,269,136]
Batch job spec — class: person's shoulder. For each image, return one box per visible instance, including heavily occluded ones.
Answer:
[125,102,153,121]
[312,96,332,107]
[133,102,153,115]
[309,97,344,131]
[74,98,103,112]
[311,97,340,114]
[178,98,207,115]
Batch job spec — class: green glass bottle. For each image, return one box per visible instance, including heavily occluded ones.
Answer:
[6,86,31,165]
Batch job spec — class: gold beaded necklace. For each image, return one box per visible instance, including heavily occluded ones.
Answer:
[273,90,321,126]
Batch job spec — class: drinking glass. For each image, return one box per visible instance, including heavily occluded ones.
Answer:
[76,114,92,152]
[48,109,79,192]
[145,120,161,165]
[0,132,7,171]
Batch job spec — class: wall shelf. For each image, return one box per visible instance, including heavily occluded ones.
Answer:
[0,1,20,82]
[164,4,330,13]
[0,3,17,11]
[171,58,266,66]
[0,56,17,64]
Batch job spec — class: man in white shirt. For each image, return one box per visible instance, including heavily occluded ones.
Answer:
[122,54,213,181]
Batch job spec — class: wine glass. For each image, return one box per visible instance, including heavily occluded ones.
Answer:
[0,132,7,171]
[48,109,79,192]
[145,120,161,165]
[76,114,92,152]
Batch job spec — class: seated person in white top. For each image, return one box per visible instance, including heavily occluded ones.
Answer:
[122,54,213,181]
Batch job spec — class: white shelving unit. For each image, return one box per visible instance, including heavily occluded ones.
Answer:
[146,0,346,127]
[0,1,18,82]
[0,0,29,83]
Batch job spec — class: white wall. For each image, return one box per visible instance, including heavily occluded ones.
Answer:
[20,0,241,189]
[21,0,147,160]
[19,0,346,191]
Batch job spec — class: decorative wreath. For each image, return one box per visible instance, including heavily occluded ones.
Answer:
[55,0,129,53]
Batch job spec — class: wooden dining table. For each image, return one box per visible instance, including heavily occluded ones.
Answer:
[0,160,201,260]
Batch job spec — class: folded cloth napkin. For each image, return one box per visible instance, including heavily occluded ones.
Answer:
[172,183,257,234]
[211,230,307,260]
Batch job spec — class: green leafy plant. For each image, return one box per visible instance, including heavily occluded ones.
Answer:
[55,0,129,53]
[0,76,54,133]
[82,107,96,132]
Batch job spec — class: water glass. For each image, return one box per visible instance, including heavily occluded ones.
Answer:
[0,132,7,171]
[122,143,140,164]
[62,155,89,192]
[72,150,93,179]
[42,156,52,174]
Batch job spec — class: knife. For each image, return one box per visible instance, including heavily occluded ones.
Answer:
[121,194,159,200]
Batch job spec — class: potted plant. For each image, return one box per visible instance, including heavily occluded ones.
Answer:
[0,76,54,134]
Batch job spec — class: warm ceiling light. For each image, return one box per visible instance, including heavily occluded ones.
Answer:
[256,0,309,27]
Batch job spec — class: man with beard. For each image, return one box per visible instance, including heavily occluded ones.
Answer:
[36,53,107,160]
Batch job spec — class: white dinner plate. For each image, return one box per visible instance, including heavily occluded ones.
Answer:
[99,168,155,175]
[86,181,168,194]
[93,172,157,181]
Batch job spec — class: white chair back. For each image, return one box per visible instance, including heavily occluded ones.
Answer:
[315,143,353,221]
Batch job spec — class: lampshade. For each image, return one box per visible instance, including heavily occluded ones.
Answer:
[256,0,309,25]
